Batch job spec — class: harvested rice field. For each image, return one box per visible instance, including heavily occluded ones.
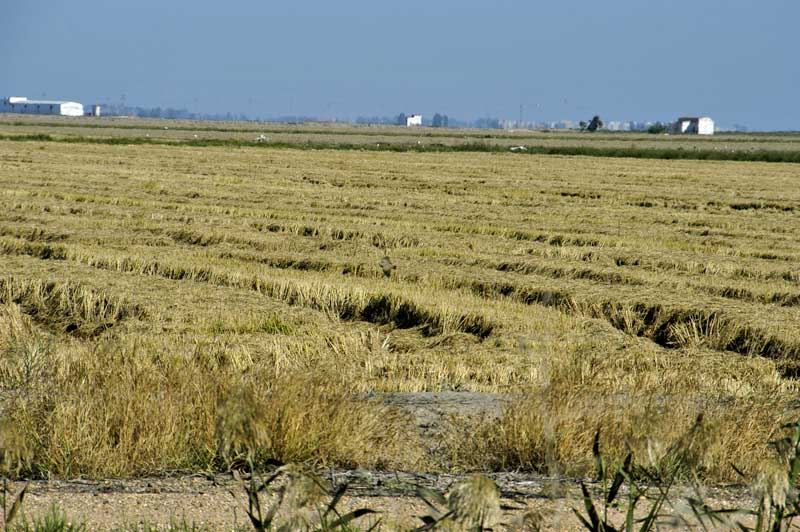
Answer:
[1,122,799,529]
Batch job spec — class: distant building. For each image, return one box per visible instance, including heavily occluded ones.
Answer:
[675,116,714,135]
[549,120,575,130]
[406,114,422,127]
[606,121,633,132]
[2,96,84,117]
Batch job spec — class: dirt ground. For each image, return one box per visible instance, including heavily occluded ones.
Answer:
[7,469,760,531]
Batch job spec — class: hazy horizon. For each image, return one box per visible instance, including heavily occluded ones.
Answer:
[2,1,798,130]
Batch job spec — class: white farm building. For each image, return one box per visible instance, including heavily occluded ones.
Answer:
[2,96,84,117]
[676,116,714,135]
[406,114,422,127]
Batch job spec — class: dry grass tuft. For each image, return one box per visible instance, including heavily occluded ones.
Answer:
[1,326,419,477]
[215,377,419,470]
[450,388,789,482]
[446,474,502,530]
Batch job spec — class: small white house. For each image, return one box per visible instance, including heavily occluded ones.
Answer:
[406,114,422,127]
[2,96,84,117]
[676,116,714,135]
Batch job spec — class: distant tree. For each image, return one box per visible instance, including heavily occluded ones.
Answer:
[586,115,603,132]
[647,122,666,134]
[579,121,588,131]
[396,113,407,126]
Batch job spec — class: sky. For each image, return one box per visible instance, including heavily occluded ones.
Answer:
[1,1,798,130]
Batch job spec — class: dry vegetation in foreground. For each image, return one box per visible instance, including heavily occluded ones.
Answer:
[0,135,799,491]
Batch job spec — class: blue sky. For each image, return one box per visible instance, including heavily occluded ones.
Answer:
[2,1,797,130]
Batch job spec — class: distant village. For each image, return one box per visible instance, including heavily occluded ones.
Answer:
[2,95,732,134]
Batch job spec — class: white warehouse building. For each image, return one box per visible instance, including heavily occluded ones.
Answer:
[406,114,422,127]
[2,96,84,117]
[676,116,714,135]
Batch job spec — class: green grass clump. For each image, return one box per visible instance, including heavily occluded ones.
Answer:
[209,314,294,335]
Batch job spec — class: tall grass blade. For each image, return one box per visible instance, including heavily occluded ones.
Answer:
[607,453,631,505]
[572,508,598,532]
[327,508,379,529]
[6,483,27,526]
[322,483,349,519]
[412,511,454,532]
[580,482,602,531]
[415,486,447,512]
[593,430,605,482]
